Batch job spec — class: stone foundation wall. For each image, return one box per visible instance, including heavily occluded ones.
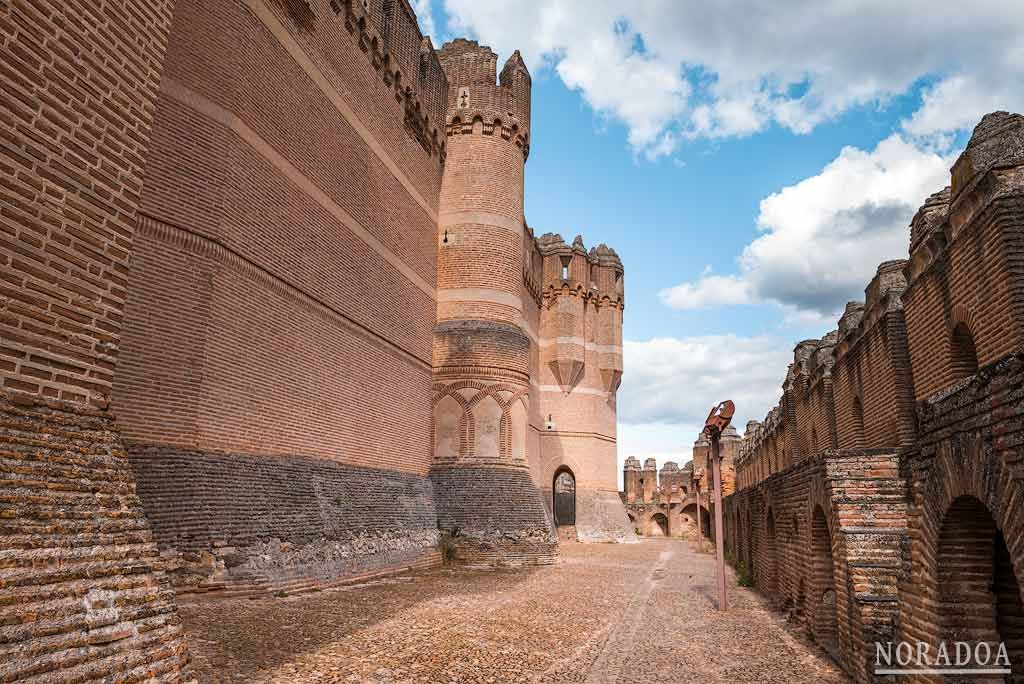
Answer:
[575,489,636,543]
[430,467,557,567]
[127,447,441,594]
[0,396,194,682]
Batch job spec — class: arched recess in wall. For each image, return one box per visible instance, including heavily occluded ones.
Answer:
[473,395,503,461]
[810,505,839,660]
[764,508,779,599]
[508,398,527,462]
[949,322,979,381]
[648,512,669,537]
[745,510,754,576]
[851,396,865,448]
[682,503,710,539]
[434,395,463,462]
[937,496,1024,673]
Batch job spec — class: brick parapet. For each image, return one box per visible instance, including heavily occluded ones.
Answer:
[334,0,448,163]
[903,113,1024,400]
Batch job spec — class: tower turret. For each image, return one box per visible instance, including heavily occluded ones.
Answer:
[591,244,625,393]
[642,457,658,503]
[623,456,641,504]
[430,39,554,566]
[538,234,586,391]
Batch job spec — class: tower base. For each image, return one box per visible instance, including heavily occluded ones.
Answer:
[430,467,558,567]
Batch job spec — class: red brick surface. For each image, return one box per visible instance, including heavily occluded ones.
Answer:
[727,112,1024,684]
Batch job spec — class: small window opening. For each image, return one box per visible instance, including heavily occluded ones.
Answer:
[560,256,571,281]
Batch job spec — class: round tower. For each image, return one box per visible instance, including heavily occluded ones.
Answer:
[623,456,641,504]
[642,457,658,503]
[430,39,555,566]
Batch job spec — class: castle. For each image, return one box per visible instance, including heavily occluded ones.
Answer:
[0,0,631,680]
[724,112,1024,683]
[619,432,738,538]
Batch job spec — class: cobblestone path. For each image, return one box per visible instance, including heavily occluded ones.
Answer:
[180,540,849,683]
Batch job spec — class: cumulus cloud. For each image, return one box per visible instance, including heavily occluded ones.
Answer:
[441,0,1024,157]
[620,335,790,430]
[660,134,953,317]
[412,0,437,39]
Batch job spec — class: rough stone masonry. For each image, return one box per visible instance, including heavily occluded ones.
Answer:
[0,0,633,680]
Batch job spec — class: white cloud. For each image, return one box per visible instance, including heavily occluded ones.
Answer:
[660,134,953,317]
[620,335,788,429]
[617,334,791,485]
[441,0,1024,157]
[412,0,436,39]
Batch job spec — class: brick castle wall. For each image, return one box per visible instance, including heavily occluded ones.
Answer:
[113,0,450,590]
[3,0,632,675]
[0,0,193,680]
[726,112,1024,683]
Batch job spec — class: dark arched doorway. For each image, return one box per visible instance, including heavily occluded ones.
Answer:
[553,467,576,528]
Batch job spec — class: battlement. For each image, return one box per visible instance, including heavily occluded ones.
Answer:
[438,38,531,158]
[950,111,1024,201]
[536,233,625,304]
[738,112,1024,489]
[335,0,448,161]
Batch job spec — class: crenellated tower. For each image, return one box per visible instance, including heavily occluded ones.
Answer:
[536,234,633,541]
[430,39,556,565]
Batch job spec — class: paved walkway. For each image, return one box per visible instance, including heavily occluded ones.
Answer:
[180,539,849,683]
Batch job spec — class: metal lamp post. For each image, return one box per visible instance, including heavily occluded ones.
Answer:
[704,399,735,612]
[694,466,704,553]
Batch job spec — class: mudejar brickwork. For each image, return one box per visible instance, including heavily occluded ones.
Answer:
[0,0,632,680]
[725,112,1024,683]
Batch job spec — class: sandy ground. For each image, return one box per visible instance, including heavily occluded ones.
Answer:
[179,538,850,683]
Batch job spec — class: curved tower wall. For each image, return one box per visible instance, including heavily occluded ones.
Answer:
[432,40,557,565]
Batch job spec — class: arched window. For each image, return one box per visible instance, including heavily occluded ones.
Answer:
[950,322,979,381]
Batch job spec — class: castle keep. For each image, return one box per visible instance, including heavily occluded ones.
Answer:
[0,0,631,679]
[724,112,1024,683]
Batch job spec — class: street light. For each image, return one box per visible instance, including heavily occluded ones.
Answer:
[693,466,705,553]
[704,399,735,612]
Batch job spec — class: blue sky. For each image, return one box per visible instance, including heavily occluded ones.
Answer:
[416,0,1024,476]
